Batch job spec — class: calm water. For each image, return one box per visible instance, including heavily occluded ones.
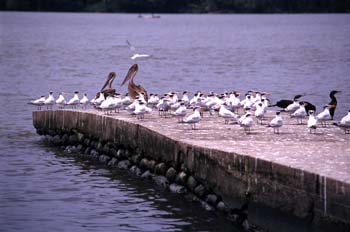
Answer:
[1,12,350,232]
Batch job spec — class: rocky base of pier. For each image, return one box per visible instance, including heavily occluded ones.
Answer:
[37,127,266,232]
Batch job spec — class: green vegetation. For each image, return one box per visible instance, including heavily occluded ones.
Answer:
[1,0,350,13]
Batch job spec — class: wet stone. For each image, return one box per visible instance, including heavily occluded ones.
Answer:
[52,135,61,145]
[194,184,206,198]
[155,163,167,175]
[118,160,130,170]
[185,193,200,202]
[200,200,214,211]
[108,158,118,167]
[180,163,189,173]
[187,176,198,191]
[130,165,142,176]
[130,154,141,164]
[102,144,110,154]
[109,148,118,157]
[169,183,187,194]
[68,134,78,145]
[153,175,169,189]
[84,147,91,155]
[83,138,90,146]
[64,146,72,154]
[99,155,111,164]
[175,171,188,185]
[61,134,69,144]
[96,142,103,152]
[139,158,149,170]
[206,194,219,205]
[141,170,152,179]
[76,144,83,152]
[166,167,177,182]
[77,133,84,143]
[147,160,156,172]
[116,149,126,160]
[216,201,228,212]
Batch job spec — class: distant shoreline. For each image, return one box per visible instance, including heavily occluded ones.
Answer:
[1,0,349,14]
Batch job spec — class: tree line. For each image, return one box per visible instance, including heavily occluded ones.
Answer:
[1,0,350,13]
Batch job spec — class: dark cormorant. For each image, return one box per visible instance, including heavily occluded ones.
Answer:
[270,94,316,114]
[328,90,341,120]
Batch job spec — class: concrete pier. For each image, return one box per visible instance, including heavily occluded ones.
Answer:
[33,109,350,229]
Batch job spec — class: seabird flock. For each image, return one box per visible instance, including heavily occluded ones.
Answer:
[29,64,350,135]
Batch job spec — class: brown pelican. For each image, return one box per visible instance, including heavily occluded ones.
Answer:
[101,72,117,97]
[120,64,148,102]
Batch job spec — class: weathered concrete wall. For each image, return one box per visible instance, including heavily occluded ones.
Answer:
[33,110,350,229]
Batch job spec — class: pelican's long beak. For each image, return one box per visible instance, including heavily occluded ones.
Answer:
[121,64,138,86]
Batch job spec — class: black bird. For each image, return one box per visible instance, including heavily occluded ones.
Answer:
[228,192,252,231]
[270,94,316,115]
[269,94,303,109]
[328,90,341,120]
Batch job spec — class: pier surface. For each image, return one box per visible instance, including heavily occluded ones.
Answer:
[33,109,350,228]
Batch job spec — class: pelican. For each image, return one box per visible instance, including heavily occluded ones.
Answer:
[120,64,148,102]
[101,72,117,96]
[268,111,283,134]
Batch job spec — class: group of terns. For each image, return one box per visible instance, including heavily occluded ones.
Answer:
[30,64,350,135]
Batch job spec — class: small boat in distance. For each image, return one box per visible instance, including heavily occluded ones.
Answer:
[138,13,161,19]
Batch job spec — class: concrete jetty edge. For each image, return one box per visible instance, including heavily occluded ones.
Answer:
[32,110,350,230]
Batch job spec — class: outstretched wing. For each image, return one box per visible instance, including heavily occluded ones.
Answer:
[121,64,138,86]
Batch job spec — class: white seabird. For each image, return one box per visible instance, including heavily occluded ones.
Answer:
[316,105,331,127]
[44,91,55,109]
[333,110,350,134]
[254,102,265,125]
[80,94,89,109]
[218,103,239,124]
[133,101,152,119]
[127,40,151,60]
[291,102,307,124]
[67,91,80,109]
[56,92,67,109]
[183,107,201,130]
[268,111,283,134]
[307,110,318,134]
[240,113,254,134]
[172,102,187,122]
[29,95,46,110]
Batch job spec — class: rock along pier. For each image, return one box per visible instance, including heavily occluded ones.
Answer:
[33,109,350,231]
